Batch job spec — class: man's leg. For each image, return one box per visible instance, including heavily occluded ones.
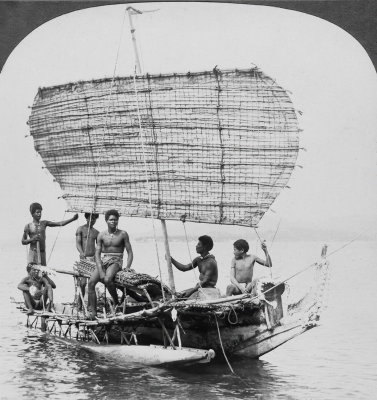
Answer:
[178,287,196,298]
[40,252,47,266]
[226,284,241,296]
[77,277,87,310]
[245,282,254,293]
[104,262,121,305]
[22,291,36,314]
[87,269,100,319]
[43,284,54,311]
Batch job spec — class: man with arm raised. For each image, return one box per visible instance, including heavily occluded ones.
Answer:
[226,239,272,296]
[22,202,78,266]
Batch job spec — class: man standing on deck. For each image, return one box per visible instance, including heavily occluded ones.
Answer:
[170,235,218,299]
[75,212,99,311]
[22,202,78,266]
[87,209,133,319]
[226,239,272,296]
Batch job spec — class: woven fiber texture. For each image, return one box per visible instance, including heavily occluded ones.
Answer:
[29,68,300,226]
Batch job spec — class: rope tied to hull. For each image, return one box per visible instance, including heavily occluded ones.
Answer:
[214,314,235,374]
[227,304,239,325]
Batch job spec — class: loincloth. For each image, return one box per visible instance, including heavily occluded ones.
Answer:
[239,282,254,292]
[102,253,123,271]
[230,281,255,295]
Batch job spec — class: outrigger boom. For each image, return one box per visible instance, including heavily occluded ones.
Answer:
[16,246,329,367]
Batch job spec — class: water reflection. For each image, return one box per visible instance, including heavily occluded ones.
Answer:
[18,329,319,399]
[8,328,312,400]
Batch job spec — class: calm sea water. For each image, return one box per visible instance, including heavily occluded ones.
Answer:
[1,236,376,399]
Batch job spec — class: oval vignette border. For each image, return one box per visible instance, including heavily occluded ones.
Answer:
[0,1,376,73]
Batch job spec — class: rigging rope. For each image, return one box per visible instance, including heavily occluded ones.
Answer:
[245,225,372,305]
[89,9,128,214]
[47,211,66,264]
[327,226,373,257]
[253,227,273,279]
[270,217,282,247]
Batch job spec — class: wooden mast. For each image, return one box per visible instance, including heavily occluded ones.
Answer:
[161,219,176,293]
[127,6,176,293]
[126,7,142,75]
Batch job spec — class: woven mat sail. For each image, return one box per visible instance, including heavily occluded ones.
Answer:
[29,68,300,226]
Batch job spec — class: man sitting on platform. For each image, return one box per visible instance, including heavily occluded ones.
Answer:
[75,212,99,311]
[226,239,272,296]
[170,235,218,299]
[18,264,56,315]
[87,209,133,319]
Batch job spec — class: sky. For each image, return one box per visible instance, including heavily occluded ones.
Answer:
[0,2,376,246]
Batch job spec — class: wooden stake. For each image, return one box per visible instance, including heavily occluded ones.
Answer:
[161,219,176,294]
[78,286,88,317]
[36,241,42,265]
[157,317,176,349]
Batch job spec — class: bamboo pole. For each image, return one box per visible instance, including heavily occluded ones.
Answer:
[160,219,176,294]
[36,241,42,265]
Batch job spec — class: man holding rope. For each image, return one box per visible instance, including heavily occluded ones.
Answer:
[226,239,272,296]
[22,202,78,266]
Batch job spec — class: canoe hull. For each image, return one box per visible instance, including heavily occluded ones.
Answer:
[132,317,311,359]
[79,342,215,366]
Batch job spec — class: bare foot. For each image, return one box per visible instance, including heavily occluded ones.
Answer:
[87,312,97,321]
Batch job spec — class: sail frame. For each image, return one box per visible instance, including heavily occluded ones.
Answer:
[29,68,300,227]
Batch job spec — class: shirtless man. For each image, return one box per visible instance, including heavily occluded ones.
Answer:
[18,264,57,314]
[226,239,272,296]
[87,209,133,318]
[170,235,218,298]
[75,212,99,310]
[22,202,78,266]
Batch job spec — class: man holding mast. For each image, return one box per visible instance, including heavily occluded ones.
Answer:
[170,235,218,298]
[22,202,78,266]
[87,209,133,319]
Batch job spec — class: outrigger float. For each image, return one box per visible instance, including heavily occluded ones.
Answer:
[18,7,331,368]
